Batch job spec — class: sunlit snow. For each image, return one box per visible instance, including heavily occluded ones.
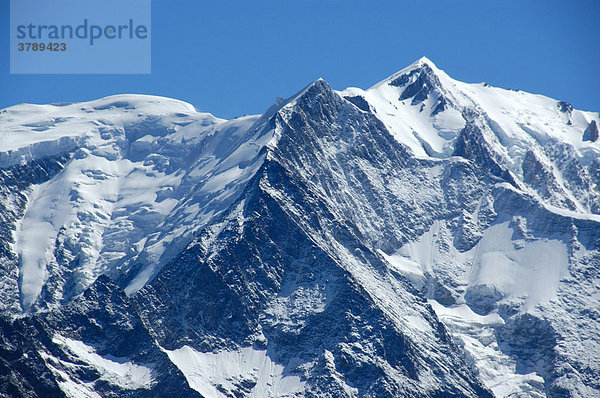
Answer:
[163,345,305,398]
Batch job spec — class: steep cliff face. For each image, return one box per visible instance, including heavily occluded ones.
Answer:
[1,59,599,397]
[134,80,492,397]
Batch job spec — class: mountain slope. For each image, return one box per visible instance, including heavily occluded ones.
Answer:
[340,58,600,397]
[342,57,600,215]
[134,80,492,396]
[0,96,273,312]
[1,58,599,397]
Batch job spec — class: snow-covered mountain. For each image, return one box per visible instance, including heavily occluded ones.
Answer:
[1,58,599,397]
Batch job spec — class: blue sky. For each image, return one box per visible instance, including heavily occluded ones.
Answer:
[1,0,599,119]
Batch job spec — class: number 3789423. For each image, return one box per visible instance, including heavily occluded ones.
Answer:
[17,42,66,51]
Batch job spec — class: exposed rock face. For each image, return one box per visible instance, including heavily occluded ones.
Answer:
[0,276,197,397]
[343,95,371,112]
[557,101,573,114]
[135,81,492,396]
[521,149,578,211]
[584,119,599,142]
[1,59,599,397]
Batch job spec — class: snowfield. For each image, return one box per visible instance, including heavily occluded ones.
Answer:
[163,345,305,397]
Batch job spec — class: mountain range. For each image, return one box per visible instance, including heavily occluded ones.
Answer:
[1,57,599,397]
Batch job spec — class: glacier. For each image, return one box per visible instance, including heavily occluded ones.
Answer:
[0,57,599,397]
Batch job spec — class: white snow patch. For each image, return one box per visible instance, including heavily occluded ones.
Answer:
[38,350,102,398]
[51,334,154,391]
[163,345,305,397]
[390,219,569,396]
[379,249,426,289]
[469,221,569,310]
[429,301,546,398]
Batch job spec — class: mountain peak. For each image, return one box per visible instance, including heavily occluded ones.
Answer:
[296,78,331,96]
[369,57,444,90]
[273,78,334,114]
[414,56,437,69]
